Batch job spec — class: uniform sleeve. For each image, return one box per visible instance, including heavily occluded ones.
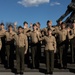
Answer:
[41,36,45,40]
[68,32,74,39]
[66,30,68,36]
[53,37,56,51]
[0,39,2,50]
[37,31,42,38]
[0,31,6,37]
[56,29,61,34]
[41,28,47,36]
[13,33,18,41]
[10,32,17,41]
[26,32,31,37]
[53,28,61,34]
[39,32,42,37]
[51,27,55,31]
[27,28,31,33]
[24,35,28,52]
[14,25,18,33]
[71,29,73,34]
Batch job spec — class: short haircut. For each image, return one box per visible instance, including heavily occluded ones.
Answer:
[8,24,13,28]
[23,21,28,25]
[18,26,23,29]
[36,22,40,26]
[61,22,66,26]
[47,28,52,32]
[33,23,37,27]
[1,23,4,26]
[47,20,52,25]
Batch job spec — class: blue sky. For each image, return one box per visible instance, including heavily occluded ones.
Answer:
[0,0,71,28]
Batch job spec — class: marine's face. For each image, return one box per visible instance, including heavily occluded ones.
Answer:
[18,28,23,33]
[36,23,40,28]
[48,30,52,35]
[61,24,65,29]
[8,27,13,31]
[59,21,62,25]
[33,25,37,30]
[48,22,52,27]
[24,23,28,28]
[1,25,4,29]
[73,23,75,28]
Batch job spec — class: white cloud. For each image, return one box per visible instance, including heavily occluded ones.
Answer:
[50,2,60,6]
[18,0,50,7]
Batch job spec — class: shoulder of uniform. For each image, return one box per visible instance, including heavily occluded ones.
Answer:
[52,27,55,30]
[12,31,16,35]
[44,35,47,38]
[65,29,67,31]
[2,29,6,32]
[54,26,58,28]
[22,33,26,36]
[23,34,27,39]
[42,27,47,31]
[27,28,31,32]
[13,31,16,33]
[43,27,47,30]
[5,31,8,33]
[52,35,55,38]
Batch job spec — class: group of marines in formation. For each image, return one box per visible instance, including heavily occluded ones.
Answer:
[0,20,75,75]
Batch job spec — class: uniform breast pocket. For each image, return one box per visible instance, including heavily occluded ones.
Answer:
[48,40,52,43]
[20,37,24,42]
[63,32,66,36]
[64,33,67,36]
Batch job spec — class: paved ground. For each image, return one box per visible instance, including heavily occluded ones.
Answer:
[0,72,75,75]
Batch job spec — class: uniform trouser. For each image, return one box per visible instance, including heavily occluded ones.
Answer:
[1,45,5,64]
[45,50,54,73]
[71,47,75,63]
[70,40,75,63]
[25,37,30,66]
[31,43,41,68]
[16,47,25,72]
[6,44,14,68]
[1,37,6,64]
[59,43,67,67]
[0,51,1,63]
[57,7,72,22]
